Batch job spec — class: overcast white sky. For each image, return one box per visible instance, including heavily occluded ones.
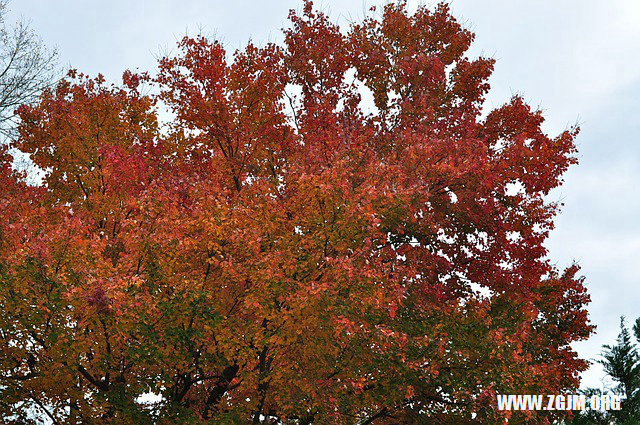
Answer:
[8,0,640,389]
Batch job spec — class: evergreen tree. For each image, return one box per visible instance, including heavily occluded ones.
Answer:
[602,318,640,423]
[570,317,640,424]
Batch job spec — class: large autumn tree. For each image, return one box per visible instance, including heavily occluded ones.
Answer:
[0,2,592,423]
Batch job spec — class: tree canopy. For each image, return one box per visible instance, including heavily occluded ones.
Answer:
[0,2,592,423]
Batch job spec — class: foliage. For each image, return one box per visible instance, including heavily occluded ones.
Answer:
[569,318,640,424]
[0,1,592,423]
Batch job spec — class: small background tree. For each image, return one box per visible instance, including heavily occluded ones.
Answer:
[570,317,640,424]
[0,0,57,140]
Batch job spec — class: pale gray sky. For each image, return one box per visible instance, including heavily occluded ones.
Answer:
[9,0,640,389]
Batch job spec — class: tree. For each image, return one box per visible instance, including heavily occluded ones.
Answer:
[570,318,640,424]
[601,319,640,421]
[0,1,592,423]
[0,0,57,140]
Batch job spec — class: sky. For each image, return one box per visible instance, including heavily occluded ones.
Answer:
[7,0,639,390]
